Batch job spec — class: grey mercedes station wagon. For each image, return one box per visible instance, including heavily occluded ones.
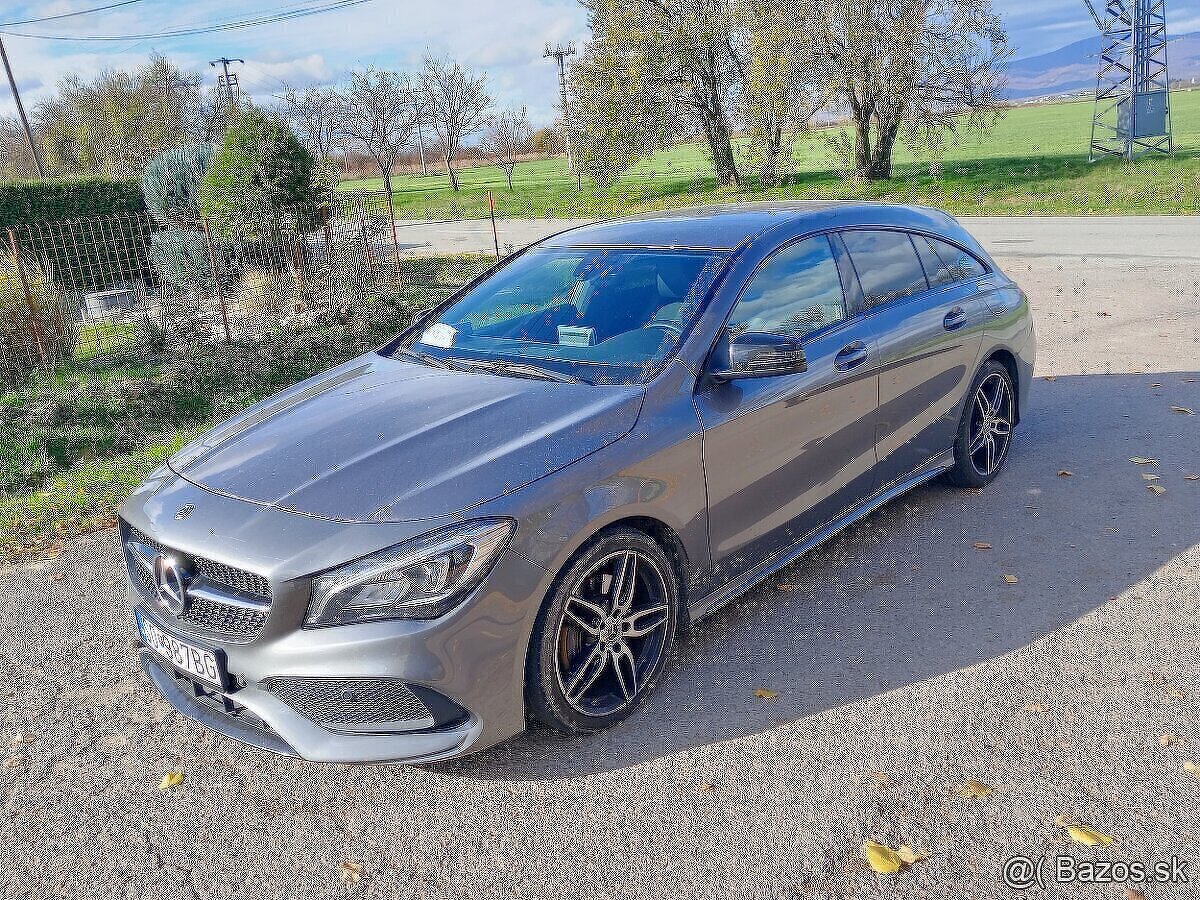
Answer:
[120,203,1035,763]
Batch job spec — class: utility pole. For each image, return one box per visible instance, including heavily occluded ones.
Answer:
[412,94,429,177]
[543,42,578,188]
[0,36,45,178]
[209,57,245,112]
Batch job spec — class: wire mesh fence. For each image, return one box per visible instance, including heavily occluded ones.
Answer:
[0,193,497,556]
[0,190,481,385]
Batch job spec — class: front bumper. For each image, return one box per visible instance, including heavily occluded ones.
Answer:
[131,542,547,763]
[122,476,552,763]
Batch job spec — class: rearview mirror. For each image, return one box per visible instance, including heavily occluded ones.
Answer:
[710,330,808,381]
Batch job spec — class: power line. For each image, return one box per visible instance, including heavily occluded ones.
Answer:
[0,1,147,28]
[0,0,375,41]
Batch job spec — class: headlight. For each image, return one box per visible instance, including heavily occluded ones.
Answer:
[306,519,515,626]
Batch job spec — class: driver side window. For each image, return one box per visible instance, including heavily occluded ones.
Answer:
[729,236,847,339]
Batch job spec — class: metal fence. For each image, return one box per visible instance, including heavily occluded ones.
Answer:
[0,191,479,388]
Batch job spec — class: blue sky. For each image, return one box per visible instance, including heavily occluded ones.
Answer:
[3,0,1200,124]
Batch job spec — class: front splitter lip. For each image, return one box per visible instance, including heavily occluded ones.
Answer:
[139,650,485,765]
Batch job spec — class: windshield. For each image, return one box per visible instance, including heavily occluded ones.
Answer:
[395,247,727,384]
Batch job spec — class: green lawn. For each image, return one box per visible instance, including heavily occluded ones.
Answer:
[341,92,1200,218]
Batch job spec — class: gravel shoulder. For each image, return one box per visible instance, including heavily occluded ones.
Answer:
[1,218,1198,899]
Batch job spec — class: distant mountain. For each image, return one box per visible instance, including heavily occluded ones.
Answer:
[1005,31,1200,99]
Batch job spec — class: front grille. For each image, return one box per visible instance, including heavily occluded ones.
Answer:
[181,599,268,636]
[127,525,270,600]
[124,523,270,639]
[262,676,435,733]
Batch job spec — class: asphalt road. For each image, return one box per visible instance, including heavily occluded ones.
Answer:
[1,217,1199,899]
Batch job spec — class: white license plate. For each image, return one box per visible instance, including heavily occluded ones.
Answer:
[136,611,224,688]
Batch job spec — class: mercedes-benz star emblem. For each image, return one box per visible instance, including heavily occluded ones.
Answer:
[175,504,195,520]
[153,555,192,616]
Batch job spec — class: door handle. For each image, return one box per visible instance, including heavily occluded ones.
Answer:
[834,341,869,370]
[943,307,969,331]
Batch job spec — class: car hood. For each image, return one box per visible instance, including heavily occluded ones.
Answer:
[168,354,644,523]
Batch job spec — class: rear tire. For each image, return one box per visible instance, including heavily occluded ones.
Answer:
[945,361,1017,489]
[526,528,682,734]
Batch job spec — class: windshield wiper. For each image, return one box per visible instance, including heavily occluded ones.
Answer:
[396,347,452,369]
[443,357,584,384]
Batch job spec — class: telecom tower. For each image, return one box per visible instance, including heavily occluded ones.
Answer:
[1085,0,1172,159]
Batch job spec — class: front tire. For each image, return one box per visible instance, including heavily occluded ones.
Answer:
[526,528,682,734]
[945,360,1017,489]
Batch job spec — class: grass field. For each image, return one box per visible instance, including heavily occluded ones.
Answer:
[340,93,1200,218]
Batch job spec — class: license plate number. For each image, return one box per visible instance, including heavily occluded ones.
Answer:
[136,611,224,688]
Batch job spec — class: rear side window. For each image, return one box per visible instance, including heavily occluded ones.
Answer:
[922,235,989,282]
[729,235,847,338]
[841,230,928,308]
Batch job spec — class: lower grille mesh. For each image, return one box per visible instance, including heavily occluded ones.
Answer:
[263,677,433,731]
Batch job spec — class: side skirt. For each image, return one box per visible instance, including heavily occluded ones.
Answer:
[688,450,954,623]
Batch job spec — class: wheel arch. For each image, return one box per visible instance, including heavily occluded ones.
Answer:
[983,348,1021,425]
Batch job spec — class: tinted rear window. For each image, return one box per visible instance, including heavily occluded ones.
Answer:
[924,235,989,282]
[841,230,928,308]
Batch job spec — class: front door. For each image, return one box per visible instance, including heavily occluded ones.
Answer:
[695,234,880,585]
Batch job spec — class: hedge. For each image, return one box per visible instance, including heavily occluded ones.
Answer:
[0,177,146,230]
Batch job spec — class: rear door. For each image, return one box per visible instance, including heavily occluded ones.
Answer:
[695,234,879,584]
[840,229,988,489]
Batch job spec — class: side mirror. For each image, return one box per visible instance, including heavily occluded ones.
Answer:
[711,330,808,381]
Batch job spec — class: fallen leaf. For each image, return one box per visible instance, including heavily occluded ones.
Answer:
[896,846,928,865]
[1129,457,1158,465]
[776,583,794,592]
[1161,733,1181,746]
[972,541,992,550]
[1057,470,1073,477]
[1127,889,1147,900]
[158,771,184,791]
[1066,824,1115,847]
[1183,761,1199,775]
[1025,702,1048,713]
[1148,484,1166,495]
[869,772,889,784]
[1170,406,1195,415]
[753,688,779,700]
[862,841,903,874]
[2,756,20,768]
[698,781,715,792]
[1054,814,1075,827]
[957,780,994,798]
[1003,574,1019,584]
[1141,473,1161,481]
[51,572,65,582]
[1167,688,1188,699]
[338,861,364,884]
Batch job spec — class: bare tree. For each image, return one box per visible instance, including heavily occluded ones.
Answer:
[335,67,421,200]
[481,107,533,190]
[278,84,341,160]
[35,54,206,177]
[799,0,1010,180]
[420,56,492,191]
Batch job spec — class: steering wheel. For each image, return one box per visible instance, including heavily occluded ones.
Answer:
[644,320,684,338]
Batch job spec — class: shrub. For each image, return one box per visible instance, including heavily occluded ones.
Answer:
[141,143,216,229]
[199,108,324,240]
[0,177,146,228]
[0,251,79,389]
